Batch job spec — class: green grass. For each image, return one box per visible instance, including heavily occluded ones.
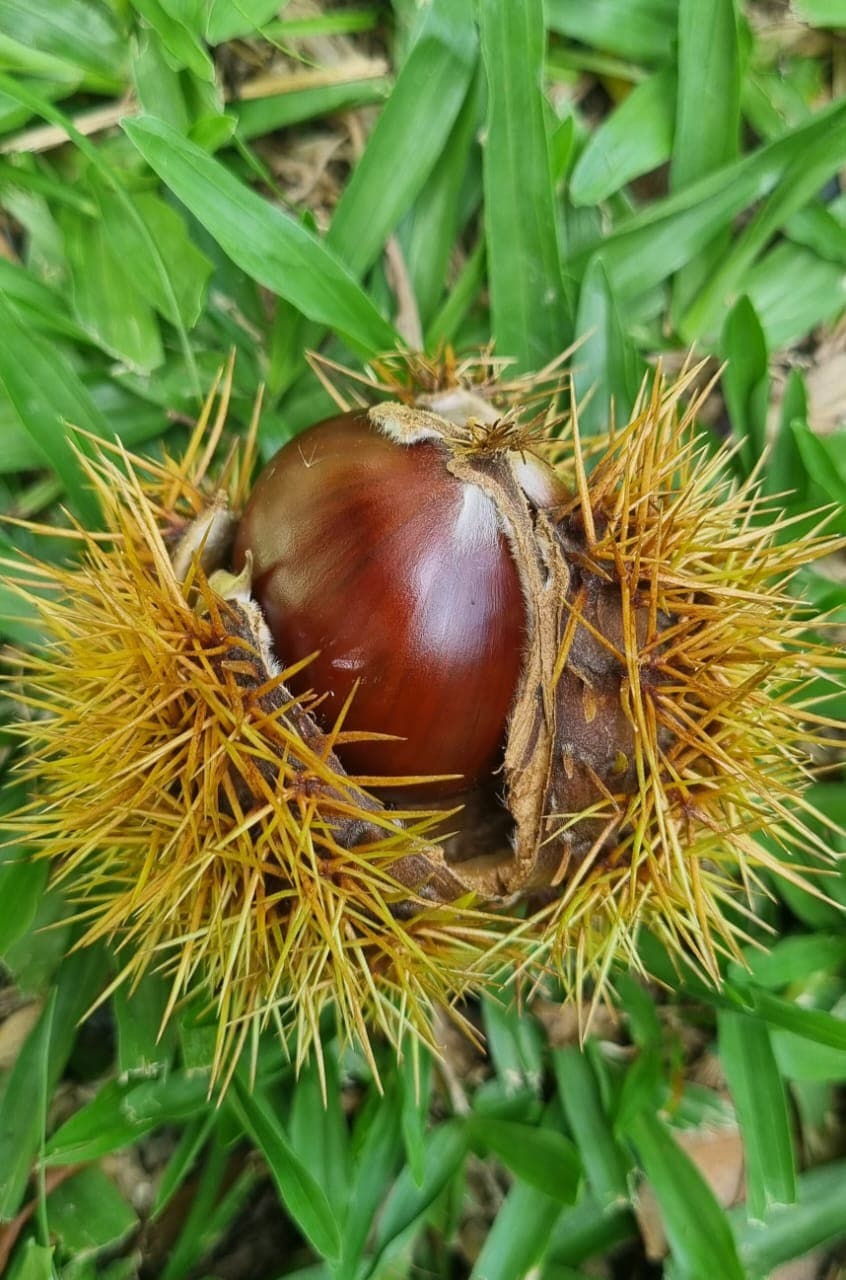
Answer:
[1,2,846,1277]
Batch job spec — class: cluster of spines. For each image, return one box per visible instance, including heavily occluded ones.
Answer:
[2,366,511,1089]
[527,367,844,1011]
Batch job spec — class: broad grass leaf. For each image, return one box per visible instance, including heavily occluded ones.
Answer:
[46,1167,137,1258]
[720,294,769,475]
[123,114,397,356]
[554,1048,631,1208]
[327,0,477,279]
[573,100,846,313]
[468,1114,581,1204]
[400,72,480,328]
[113,974,175,1080]
[682,111,846,339]
[234,78,391,143]
[369,1120,468,1271]
[4,1241,55,1280]
[624,1110,745,1280]
[574,256,643,435]
[718,1011,796,1218]
[0,0,124,89]
[0,293,109,524]
[670,0,742,320]
[45,1072,212,1165]
[62,206,164,372]
[98,188,213,329]
[480,0,572,372]
[482,995,545,1094]
[469,1180,563,1280]
[335,1081,403,1280]
[570,68,675,206]
[230,1076,341,1262]
[733,1159,846,1274]
[736,987,846,1052]
[289,1052,350,1219]
[399,1044,432,1188]
[546,0,677,64]
[0,947,104,1219]
[131,0,214,81]
[205,0,287,43]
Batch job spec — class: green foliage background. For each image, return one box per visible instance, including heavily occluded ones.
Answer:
[1,1,846,1277]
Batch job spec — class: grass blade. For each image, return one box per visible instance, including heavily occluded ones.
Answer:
[547,1197,636,1269]
[46,1166,137,1260]
[400,71,481,328]
[230,1075,341,1262]
[718,1010,796,1220]
[746,241,846,351]
[234,78,391,143]
[570,68,675,206]
[289,1052,350,1219]
[671,0,742,191]
[0,0,124,90]
[0,291,109,525]
[336,1081,403,1280]
[0,71,202,394]
[720,294,769,475]
[670,0,742,320]
[62,205,163,372]
[122,115,397,356]
[468,1112,581,1204]
[574,256,643,434]
[737,986,846,1050]
[480,0,572,371]
[399,1043,432,1187]
[4,1240,55,1279]
[546,0,677,65]
[44,1072,212,1165]
[0,946,104,1219]
[553,1048,631,1209]
[369,1120,467,1274]
[469,1179,563,1280]
[327,0,477,279]
[624,1110,745,1280]
[682,116,846,339]
[734,1160,846,1274]
[576,98,846,311]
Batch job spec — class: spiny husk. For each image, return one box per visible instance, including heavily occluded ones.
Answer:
[4,350,844,1073]
[523,368,846,1005]
[2,365,514,1088]
[352,357,845,1012]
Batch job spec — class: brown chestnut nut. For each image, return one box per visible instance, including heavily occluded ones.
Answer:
[232,411,527,794]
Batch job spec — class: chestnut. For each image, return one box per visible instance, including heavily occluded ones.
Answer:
[232,411,528,793]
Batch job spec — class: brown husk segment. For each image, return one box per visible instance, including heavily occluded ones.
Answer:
[444,449,571,894]
[368,394,644,902]
[368,395,639,900]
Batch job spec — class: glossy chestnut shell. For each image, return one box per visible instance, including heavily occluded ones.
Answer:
[233,411,526,794]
